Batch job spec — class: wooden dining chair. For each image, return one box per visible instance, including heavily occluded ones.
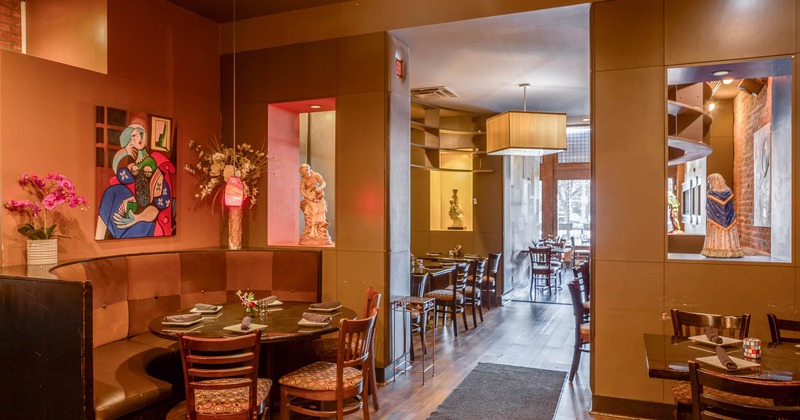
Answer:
[175,329,271,420]
[451,257,486,328]
[767,313,800,344]
[529,246,558,299]
[409,271,430,361]
[279,307,379,420]
[571,236,590,267]
[483,252,501,309]
[688,360,800,419]
[311,287,382,410]
[572,262,590,321]
[567,280,590,382]
[424,261,469,337]
[670,309,751,419]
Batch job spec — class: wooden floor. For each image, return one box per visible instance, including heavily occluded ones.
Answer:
[266,292,625,419]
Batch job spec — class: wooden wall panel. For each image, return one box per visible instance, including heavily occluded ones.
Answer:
[338,33,387,95]
[665,0,796,65]
[665,262,796,339]
[593,260,665,401]
[594,66,665,263]
[591,0,664,72]
[336,91,387,251]
[221,50,267,106]
[265,40,338,103]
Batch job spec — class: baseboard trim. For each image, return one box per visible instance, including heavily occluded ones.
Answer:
[591,395,674,420]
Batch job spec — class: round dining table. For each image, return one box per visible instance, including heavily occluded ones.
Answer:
[149,301,357,343]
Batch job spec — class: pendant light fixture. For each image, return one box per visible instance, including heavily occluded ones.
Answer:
[224,0,244,208]
[486,83,567,156]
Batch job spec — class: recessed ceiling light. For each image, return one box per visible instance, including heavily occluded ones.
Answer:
[708,102,716,111]
[722,78,734,85]
[582,118,590,122]
[711,70,730,77]
[310,105,321,109]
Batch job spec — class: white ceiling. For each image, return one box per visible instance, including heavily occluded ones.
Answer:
[390,4,590,123]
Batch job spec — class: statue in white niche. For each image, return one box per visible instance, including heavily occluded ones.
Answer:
[448,188,465,230]
[299,163,332,245]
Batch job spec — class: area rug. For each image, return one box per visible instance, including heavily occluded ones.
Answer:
[428,363,567,420]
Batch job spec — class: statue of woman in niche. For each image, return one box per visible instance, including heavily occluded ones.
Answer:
[448,188,465,229]
[701,173,743,258]
[299,163,332,245]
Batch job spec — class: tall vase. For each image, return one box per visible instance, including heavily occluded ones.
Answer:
[27,238,58,265]
[228,206,243,250]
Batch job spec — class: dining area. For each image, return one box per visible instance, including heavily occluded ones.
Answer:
[643,309,800,418]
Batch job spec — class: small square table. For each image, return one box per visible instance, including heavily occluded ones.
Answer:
[391,296,436,384]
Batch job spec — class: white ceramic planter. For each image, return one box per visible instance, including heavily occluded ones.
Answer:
[27,238,58,265]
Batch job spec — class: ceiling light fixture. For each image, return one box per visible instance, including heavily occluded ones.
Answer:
[711,70,730,77]
[582,118,590,122]
[708,102,716,111]
[486,83,566,156]
[224,0,244,209]
[722,78,734,85]
[310,105,321,109]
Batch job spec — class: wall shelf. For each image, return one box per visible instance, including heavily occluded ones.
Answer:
[667,84,713,166]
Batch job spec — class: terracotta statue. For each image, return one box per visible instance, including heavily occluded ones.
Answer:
[668,192,683,234]
[299,163,332,245]
[701,173,743,258]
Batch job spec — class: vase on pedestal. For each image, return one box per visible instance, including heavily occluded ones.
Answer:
[228,206,243,250]
[27,238,58,265]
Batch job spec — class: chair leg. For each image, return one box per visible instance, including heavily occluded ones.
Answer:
[477,301,484,323]
[471,301,478,328]
[280,386,290,420]
[369,354,379,410]
[451,305,458,337]
[569,344,582,382]
[362,372,371,420]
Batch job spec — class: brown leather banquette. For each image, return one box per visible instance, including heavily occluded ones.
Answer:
[50,249,321,420]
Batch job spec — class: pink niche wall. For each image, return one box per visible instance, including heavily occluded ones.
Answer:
[267,105,302,244]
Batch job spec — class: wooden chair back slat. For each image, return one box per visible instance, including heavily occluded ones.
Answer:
[689,361,800,419]
[670,309,750,339]
[768,313,800,344]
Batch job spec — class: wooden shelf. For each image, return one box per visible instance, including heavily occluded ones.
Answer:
[667,100,712,126]
[668,135,713,166]
[440,128,483,136]
[410,164,493,173]
[666,83,713,165]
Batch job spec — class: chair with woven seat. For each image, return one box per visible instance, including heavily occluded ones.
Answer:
[174,329,271,420]
[688,360,800,419]
[567,280,589,382]
[529,246,558,300]
[311,287,381,410]
[670,309,751,419]
[767,313,800,344]
[424,261,469,337]
[483,252,501,309]
[455,257,486,328]
[279,307,379,420]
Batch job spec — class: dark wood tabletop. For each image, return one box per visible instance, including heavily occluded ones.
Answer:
[149,302,357,344]
[643,333,800,381]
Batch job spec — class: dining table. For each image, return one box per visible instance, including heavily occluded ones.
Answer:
[643,333,800,381]
[149,301,357,343]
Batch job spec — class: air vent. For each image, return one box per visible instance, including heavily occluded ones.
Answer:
[411,86,459,99]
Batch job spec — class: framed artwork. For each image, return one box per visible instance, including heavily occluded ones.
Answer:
[753,123,771,227]
[94,105,177,240]
[150,115,172,152]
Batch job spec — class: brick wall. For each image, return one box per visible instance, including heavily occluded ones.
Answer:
[732,79,771,254]
[0,0,21,52]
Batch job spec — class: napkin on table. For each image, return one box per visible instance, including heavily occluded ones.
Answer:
[194,303,217,311]
[260,296,278,304]
[163,313,202,323]
[302,312,332,323]
[241,316,252,331]
[310,301,340,309]
[715,346,737,370]
[704,326,723,344]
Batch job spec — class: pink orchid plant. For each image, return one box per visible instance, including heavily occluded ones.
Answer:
[4,173,88,240]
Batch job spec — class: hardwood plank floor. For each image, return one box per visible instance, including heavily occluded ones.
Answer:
[268,297,625,419]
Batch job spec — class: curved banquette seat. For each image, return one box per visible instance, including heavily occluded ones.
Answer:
[49,248,322,420]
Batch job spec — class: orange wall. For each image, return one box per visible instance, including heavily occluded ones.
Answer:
[0,0,222,266]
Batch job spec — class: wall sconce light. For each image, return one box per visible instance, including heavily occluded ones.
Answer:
[486,83,566,156]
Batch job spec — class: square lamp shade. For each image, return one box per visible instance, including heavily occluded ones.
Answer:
[486,111,567,156]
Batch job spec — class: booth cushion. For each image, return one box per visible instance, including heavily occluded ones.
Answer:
[92,340,175,420]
